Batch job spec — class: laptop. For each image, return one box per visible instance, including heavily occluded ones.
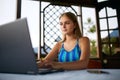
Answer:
[0,18,63,74]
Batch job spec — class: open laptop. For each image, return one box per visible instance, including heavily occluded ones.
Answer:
[0,18,63,74]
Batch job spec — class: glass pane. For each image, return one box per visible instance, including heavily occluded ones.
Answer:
[110,39,118,54]
[90,40,98,58]
[82,7,97,39]
[109,30,119,39]
[112,44,119,55]
[99,19,107,30]
[101,31,108,42]
[107,7,117,16]
[102,44,110,55]
[21,0,40,53]
[82,7,98,58]
[108,17,118,29]
[99,7,106,18]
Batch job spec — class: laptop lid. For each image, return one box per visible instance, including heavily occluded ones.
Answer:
[0,18,38,74]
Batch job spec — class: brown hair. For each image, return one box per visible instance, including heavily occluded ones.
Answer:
[59,12,82,42]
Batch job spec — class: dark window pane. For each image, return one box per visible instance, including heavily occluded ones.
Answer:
[102,44,110,55]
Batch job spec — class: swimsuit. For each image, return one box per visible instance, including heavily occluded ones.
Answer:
[58,40,81,62]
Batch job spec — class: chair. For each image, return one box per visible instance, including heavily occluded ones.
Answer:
[87,60,102,69]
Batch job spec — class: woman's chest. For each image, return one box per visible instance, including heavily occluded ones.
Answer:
[63,42,76,52]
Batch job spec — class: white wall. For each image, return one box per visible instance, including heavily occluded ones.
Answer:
[0,0,17,25]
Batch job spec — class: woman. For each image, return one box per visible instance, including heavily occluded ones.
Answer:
[38,12,90,70]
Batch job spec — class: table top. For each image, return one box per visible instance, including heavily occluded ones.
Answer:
[0,69,120,80]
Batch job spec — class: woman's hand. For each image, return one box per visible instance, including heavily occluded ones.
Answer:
[37,58,62,69]
[44,61,62,69]
[37,59,44,68]
[37,59,52,68]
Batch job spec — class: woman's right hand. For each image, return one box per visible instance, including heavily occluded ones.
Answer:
[37,59,45,68]
[37,59,52,68]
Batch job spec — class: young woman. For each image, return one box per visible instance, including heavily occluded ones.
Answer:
[37,12,90,70]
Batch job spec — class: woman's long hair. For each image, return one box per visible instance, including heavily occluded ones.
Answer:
[59,12,82,42]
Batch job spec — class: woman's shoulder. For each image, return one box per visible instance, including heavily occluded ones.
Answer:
[78,36,90,43]
[78,37,90,49]
[79,36,89,41]
[55,41,63,48]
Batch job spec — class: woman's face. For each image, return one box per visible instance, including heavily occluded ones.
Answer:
[59,15,76,35]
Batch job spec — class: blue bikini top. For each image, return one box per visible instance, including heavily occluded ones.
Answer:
[58,40,81,62]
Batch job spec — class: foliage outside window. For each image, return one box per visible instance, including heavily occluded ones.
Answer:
[82,7,98,58]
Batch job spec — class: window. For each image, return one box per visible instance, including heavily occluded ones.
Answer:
[82,7,98,58]
[99,7,120,56]
[21,0,40,54]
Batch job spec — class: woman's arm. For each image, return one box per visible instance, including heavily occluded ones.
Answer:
[44,42,62,61]
[37,42,62,68]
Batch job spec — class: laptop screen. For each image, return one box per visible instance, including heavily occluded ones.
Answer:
[0,18,38,74]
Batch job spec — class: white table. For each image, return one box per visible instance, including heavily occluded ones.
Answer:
[0,69,120,80]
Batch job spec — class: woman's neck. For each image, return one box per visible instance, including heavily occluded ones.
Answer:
[65,34,77,42]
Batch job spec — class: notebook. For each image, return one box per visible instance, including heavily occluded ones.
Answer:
[0,18,63,74]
